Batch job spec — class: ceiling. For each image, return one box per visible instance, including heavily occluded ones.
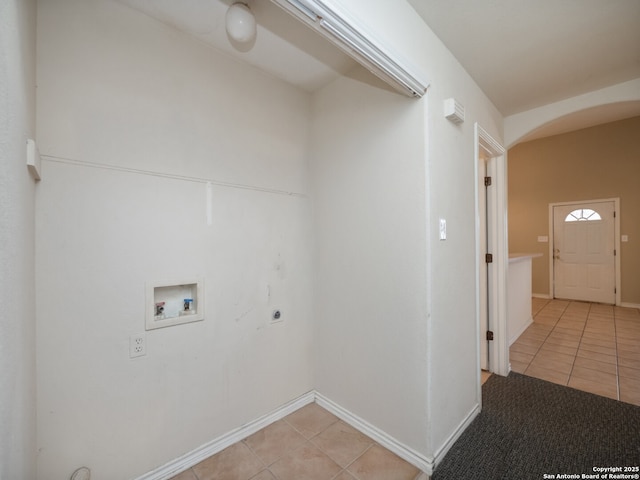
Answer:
[115,0,358,92]
[408,0,640,116]
[116,0,640,138]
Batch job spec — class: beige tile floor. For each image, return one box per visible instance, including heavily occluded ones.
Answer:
[170,403,425,480]
[510,298,640,406]
[168,299,639,480]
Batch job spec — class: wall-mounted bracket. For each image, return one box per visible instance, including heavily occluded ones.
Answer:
[26,138,41,181]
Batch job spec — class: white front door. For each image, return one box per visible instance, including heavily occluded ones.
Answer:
[553,201,615,304]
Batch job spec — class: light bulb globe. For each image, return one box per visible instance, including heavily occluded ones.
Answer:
[226,3,256,44]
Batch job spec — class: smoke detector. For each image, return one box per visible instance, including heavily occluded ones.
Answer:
[444,98,465,124]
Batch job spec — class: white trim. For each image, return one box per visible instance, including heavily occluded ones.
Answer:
[423,94,435,460]
[272,0,429,97]
[474,124,509,378]
[547,208,554,298]
[426,404,482,475]
[430,403,481,472]
[134,390,437,479]
[493,150,509,378]
[548,198,621,305]
[314,392,433,475]
[475,127,487,374]
[532,293,552,299]
[135,391,315,480]
[620,302,640,309]
[614,199,622,306]
[509,316,533,346]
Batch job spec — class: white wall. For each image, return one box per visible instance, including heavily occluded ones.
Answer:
[312,0,503,468]
[0,0,38,478]
[35,0,314,478]
[34,0,505,476]
[419,31,503,463]
[311,73,430,454]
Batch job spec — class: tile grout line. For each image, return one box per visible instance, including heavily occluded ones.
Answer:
[243,409,343,480]
[520,301,545,373]
[282,412,372,480]
[566,301,590,385]
[262,413,332,478]
[573,304,620,400]
[239,435,271,474]
[337,443,377,480]
[524,300,562,373]
[530,300,574,383]
[309,422,358,480]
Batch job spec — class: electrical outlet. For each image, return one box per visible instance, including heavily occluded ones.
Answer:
[129,334,146,358]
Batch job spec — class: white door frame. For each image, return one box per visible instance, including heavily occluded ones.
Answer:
[548,198,621,305]
[475,124,509,381]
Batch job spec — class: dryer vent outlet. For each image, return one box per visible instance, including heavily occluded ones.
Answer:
[70,467,91,480]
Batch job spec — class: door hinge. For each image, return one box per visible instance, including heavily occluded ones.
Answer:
[486,331,494,341]
[614,249,616,256]
[614,211,616,218]
[485,253,493,263]
[484,176,492,187]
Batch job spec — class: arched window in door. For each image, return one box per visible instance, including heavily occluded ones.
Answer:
[564,208,602,222]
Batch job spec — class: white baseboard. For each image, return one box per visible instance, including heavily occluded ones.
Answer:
[136,391,315,480]
[532,293,551,299]
[430,402,480,470]
[531,294,639,310]
[620,302,640,309]
[314,392,433,475]
[137,389,474,479]
[509,316,533,346]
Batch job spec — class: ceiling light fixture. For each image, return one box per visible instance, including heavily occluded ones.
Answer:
[272,0,429,98]
[226,3,257,44]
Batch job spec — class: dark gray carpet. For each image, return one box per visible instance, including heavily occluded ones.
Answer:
[432,372,640,480]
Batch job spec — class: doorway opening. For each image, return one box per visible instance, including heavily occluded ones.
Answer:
[549,198,621,305]
[475,124,508,389]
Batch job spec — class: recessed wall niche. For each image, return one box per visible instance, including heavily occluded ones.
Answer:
[146,279,204,330]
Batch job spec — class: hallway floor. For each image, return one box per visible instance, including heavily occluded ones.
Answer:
[167,298,639,480]
[170,402,425,480]
[510,298,640,406]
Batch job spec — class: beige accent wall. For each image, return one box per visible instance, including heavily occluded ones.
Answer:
[508,115,640,306]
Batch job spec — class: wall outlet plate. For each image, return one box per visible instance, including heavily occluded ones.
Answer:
[129,334,146,358]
